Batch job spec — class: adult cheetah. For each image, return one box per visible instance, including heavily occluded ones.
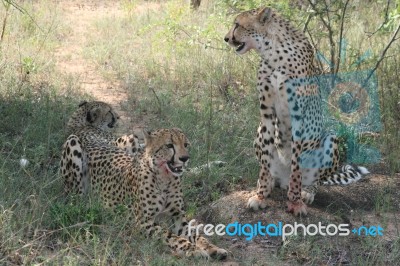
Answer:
[61,101,140,194]
[224,7,369,216]
[60,103,228,259]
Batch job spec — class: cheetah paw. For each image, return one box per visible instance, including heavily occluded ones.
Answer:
[247,195,268,210]
[286,200,307,216]
[301,190,315,205]
[196,236,228,260]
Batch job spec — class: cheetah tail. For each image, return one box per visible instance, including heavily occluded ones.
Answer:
[321,165,370,186]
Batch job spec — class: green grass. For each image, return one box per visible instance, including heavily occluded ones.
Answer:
[0,0,399,265]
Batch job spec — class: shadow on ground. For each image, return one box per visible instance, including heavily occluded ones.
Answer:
[195,173,400,265]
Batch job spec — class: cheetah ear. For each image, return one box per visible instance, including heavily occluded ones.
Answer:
[87,107,100,123]
[79,101,88,107]
[258,7,272,24]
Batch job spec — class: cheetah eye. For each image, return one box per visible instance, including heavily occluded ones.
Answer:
[184,143,189,148]
[166,144,174,149]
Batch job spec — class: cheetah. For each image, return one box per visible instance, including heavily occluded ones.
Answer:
[224,7,369,216]
[60,103,228,259]
[62,129,228,259]
[65,100,140,154]
[61,101,140,194]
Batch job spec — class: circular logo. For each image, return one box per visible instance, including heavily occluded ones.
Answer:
[328,81,369,124]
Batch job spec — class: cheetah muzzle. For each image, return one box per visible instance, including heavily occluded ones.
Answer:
[167,161,184,175]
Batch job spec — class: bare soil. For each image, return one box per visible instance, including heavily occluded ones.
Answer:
[54,0,139,135]
[203,170,400,264]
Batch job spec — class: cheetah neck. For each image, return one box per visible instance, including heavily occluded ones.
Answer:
[258,18,312,62]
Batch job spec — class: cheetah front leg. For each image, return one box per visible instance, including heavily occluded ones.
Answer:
[285,83,310,215]
[170,215,228,260]
[163,192,228,260]
[287,139,307,216]
[247,123,275,210]
[138,217,203,258]
[136,195,210,258]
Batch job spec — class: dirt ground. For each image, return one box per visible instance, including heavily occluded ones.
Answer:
[53,1,400,264]
[54,0,141,135]
[205,171,400,263]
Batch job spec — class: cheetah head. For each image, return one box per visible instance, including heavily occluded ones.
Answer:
[224,7,275,54]
[144,128,190,177]
[67,101,120,132]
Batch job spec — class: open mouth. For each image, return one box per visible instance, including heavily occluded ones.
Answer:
[167,162,183,175]
[234,41,245,52]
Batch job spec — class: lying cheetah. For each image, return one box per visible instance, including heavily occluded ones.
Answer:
[61,102,227,259]
[61,101,140,194]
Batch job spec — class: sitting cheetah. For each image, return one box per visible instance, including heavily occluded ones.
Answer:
[60,103,227,259]
[224,7,369,216]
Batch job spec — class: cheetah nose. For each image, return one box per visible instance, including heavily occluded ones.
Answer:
[224,37,229,42]
[179,156,190,163]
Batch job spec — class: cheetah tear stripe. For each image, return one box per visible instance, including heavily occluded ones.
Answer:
[321,165,370,185]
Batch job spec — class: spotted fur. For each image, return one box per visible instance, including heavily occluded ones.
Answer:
[61,102,227,259]
[63,129,228,259]
[61,101,140,194]
[224,7,369,216]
